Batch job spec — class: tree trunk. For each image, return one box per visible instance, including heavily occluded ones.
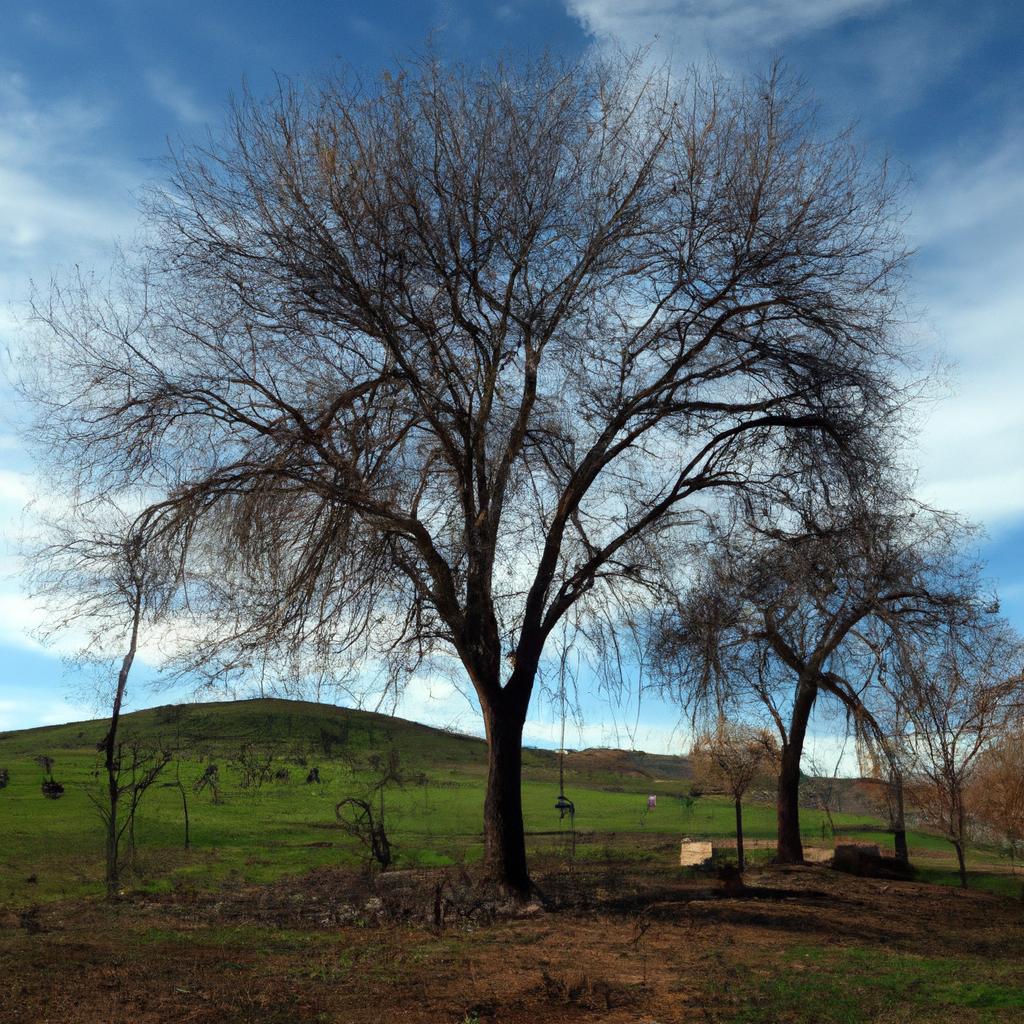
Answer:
[891,773,909,865]
[179,781,191,850]
[953,840,968,889]
[735,797,745,873]
[481,698,530,898]
[102,597,141,899]
[776,677,817,864]
[894,827,909,865]
[105,780,120,897]
[953,799,968,888]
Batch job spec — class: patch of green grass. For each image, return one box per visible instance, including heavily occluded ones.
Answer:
[731,945,1024,1023]
[0,697,1013,908]
[914,865,1024,899]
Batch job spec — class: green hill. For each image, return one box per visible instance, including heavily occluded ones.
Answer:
[0,697,494,770]
[0,697,696,786]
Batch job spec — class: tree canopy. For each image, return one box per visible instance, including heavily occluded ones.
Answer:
[21,52,915,893]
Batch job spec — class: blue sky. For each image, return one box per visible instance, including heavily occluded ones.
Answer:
[0,1,1022,757]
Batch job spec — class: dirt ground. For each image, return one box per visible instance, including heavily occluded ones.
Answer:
[2,860,1023,1024]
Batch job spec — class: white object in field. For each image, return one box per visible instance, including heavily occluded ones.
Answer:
[803,846,833,863]
[647,794,657,810]
[679,840,713,866]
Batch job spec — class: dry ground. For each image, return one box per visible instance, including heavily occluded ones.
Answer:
[2,860,1023,1024]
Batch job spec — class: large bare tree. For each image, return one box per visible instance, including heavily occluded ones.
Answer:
[21,53,911,894]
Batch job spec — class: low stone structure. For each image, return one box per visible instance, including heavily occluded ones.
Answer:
[677,839,879,868]
[803,846,833,863]
[679,840,714,867]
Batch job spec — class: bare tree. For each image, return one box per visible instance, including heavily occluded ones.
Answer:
[87,736,173,884]
[25,502,171,897]
[690,719,777,870]
[899,618,1023,888]
[969,730,1024,870]
[20,53,912,895]
[855,643,917,863]
[335,749,404,872]
[654,501,980,864]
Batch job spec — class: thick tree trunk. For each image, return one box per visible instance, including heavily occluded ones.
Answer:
[481,698,530,898]
[735,798,745,872]
[776,677,817,864]
[891,774,909,865]
[953,801,968,888]
[894,827,909,865]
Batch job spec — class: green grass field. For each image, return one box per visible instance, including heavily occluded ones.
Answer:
[0,698,1015,907]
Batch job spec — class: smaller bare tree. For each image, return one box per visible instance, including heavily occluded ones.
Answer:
[25,500,172,897]
[856,656,917,864]
[802,746,848,842]
[36,754,64,799]
[193,763,223,804]
[900,618,1023,888]
[969,731,1024,870]
[87,736,172,882]
[335,750,405,872]
[229,742,276,792]
[654,501,976,865]
[690,720,778,871]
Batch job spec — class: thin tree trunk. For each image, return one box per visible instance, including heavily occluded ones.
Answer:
[776,677,817,865]
[481,696,530,898]
[179,781,191,850]
[735,797,745,872]
[105,779,120,896]
[953,840,968,889]
[102,599,141,899]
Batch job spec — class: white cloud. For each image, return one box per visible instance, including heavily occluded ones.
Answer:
[908,128,1024,527]
[0,693,95,731]
[0,73,136,270]
[144,69,215,126]
[565,0,894,62]
[401,672,481,731]
[0,468,30,505]
[0,593,47,653]
[0,70,149,664]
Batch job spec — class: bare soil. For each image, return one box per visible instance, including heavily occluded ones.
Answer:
[2,860,1022,1023]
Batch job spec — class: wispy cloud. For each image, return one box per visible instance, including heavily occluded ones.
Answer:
[144,69,215,126]
[0,68,145,666]
[909,126,1024,526]
[565,0,895,62]
[0,72,136,267]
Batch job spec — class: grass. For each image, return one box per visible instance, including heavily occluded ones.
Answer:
[0,697,1013,906]
[731,945,1024,1023]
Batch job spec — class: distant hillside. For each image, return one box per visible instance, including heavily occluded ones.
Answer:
[0,697,694,785]
[0,698,489,771]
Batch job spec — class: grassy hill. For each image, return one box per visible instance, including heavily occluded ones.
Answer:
[0,697,688,784]
[0,698,1006,907]
[0,698,489,766]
